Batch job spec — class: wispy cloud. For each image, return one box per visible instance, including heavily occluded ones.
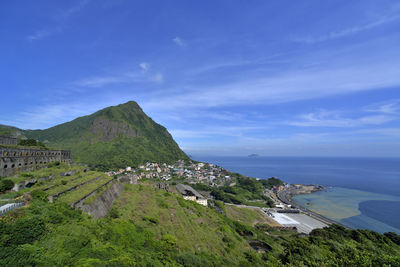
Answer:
[27,30,52,42]
[150,73,163,83]
[172,37,185,47]
[60,0,90,19]
[73,63,163,88]
[293,14,400,44]
[170,125,268,139]
[139,62,150,72]
[0,102,100,129]
[27,0,90,42]
[288,110,394,127]
[143,60,400,110]
[365,99,400,114]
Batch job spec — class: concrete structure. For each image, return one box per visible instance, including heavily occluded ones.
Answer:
[0,135,17,146]
[176,184,208,206]
[270,212,328,234]
[0,202,24,216]
[0,147,71,177]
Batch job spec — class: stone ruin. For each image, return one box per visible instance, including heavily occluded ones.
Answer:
[0,147,71,177]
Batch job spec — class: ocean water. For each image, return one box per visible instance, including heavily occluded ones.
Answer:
[192,156,400,234]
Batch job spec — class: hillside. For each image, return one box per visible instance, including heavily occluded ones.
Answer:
[1,164,400,266]
[1,101,188,169]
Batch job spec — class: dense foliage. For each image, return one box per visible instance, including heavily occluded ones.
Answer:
[0,179,14,192]
[282,225,400,266]
[18,138,46,148]
[192,176,280,207]
[1,181,400,266]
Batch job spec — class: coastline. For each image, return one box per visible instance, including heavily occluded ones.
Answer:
[277,186,346,227]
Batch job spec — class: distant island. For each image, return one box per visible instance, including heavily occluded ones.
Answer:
[248,154,260,158]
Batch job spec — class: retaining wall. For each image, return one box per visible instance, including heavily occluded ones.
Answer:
[74,182,124,219]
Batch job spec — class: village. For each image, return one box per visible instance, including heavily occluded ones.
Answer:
[105,160,235,187]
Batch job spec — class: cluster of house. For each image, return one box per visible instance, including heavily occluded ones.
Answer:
[103,160,238,207]
[105,160,233,187]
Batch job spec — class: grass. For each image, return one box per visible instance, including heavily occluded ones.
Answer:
[7,163,85,184]
[45,172,102,196]
[56,175,113,204]
[224,205,280,227]
[115,183,252,259]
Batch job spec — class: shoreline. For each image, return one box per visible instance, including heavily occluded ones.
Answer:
[277,186,347,227]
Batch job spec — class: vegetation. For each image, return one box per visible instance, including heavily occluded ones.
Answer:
[19,101,189,170]
[1,101,188,170]
[17,138,46,148]
[1,180,399,266]
[0,179,14,193]
[192,176,280,207]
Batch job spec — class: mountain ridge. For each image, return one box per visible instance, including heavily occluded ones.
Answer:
[0,101,188,169]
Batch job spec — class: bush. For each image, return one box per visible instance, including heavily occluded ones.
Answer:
[161,234,177,249]
[108,207,120,219]
[31,190,48,202]
[0,179,14,192]
[142,216,159,224]
[18,139,46,148]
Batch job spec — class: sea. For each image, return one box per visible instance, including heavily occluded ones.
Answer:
[192,156,400,234]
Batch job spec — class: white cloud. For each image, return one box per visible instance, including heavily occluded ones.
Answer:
[139,62,150,72]
[288,110,394,127]
[143,61,400,110]
[60,0,90,19]
[27,30,51,42]
[170,125,268,139]
[27,0,90,42]
[150,73,163,83]
[293,13,400,44]
[74,76,124,88]
[172,37,185,46]
[365,99,400,114]
[74,71,141,88]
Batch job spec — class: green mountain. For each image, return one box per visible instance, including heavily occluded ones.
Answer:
[1,101,188,169]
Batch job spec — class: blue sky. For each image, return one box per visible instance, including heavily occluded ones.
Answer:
[1,0,400,157]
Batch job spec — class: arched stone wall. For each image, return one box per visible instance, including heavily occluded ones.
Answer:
[0,148,71,177]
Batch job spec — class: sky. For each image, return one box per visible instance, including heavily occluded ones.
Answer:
[1,0,400,157]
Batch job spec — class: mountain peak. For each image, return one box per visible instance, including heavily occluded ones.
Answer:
[15,101,188,169]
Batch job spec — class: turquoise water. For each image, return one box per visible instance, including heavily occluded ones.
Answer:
[193,156,400,234]
[293,187,400,234]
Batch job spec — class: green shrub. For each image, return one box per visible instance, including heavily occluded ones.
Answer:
[108,207,120,219]
[0,179,14,192]
[161,234,177,249]
[31,190,48,202]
